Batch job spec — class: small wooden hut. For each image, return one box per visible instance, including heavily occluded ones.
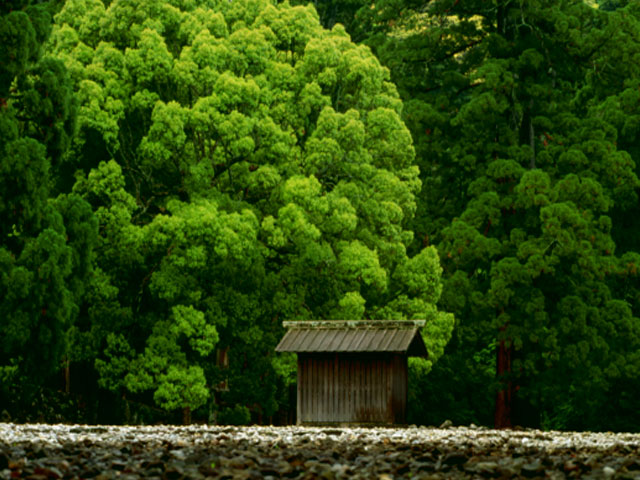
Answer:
[275,320,428,425]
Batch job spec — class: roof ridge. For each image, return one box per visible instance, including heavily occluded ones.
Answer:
[282,320,426,329]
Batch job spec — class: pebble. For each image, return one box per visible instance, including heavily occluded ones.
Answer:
[0,423,638,479]
[604,466,617,476]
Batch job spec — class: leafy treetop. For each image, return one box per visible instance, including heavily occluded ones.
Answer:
[51,0,453,416]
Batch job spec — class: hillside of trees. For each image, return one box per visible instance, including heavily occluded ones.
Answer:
[1,0,639,431]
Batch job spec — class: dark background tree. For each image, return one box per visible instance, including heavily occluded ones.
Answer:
[0,0,98,418]
[292,0,640,431]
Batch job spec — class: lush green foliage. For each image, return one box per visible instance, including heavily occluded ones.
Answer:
[0,0,97,393]
[3,0,640,431]
[338,0,640,430]
[41,0,453,421]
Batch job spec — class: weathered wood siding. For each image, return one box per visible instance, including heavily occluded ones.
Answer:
[297,353,408,424]
[392,355,407,424]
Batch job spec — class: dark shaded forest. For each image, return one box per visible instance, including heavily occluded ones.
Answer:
[1,0,639,431]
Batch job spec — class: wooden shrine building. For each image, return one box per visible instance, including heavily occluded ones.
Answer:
[275,320,428,425]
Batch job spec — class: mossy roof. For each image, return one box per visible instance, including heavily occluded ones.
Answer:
[275,320,428,357]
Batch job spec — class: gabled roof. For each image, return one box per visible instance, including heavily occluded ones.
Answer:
[275,320,428,357]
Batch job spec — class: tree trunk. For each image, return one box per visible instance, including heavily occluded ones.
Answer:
[528,100,536,169]
[123,393,131,424]
[63,358,70,393]
[494,337,514,428]
[497,2,506,36]
[520,101,536,170]
[183,406,192,425]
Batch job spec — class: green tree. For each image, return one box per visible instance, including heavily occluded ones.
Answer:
[354,0,640,429]
[288,0,367,34]
[51,0,453,421]
[584,3,640,430]
[0,0,97,403]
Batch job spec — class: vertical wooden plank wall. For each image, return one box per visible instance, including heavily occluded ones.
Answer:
[296,355,303,425]
[392,354,408,424]
[298,354,408,424]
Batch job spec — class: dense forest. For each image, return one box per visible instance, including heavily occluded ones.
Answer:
[1,0,639,431]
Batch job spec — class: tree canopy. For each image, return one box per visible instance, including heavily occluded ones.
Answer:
[340,0,640,430]
[0,0,97,399]
[2,0,640,431]
[47,0,453,421]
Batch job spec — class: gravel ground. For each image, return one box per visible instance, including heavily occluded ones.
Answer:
[1,423,639,479]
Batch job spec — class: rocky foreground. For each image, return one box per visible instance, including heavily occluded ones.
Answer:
[1,423,639,479]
